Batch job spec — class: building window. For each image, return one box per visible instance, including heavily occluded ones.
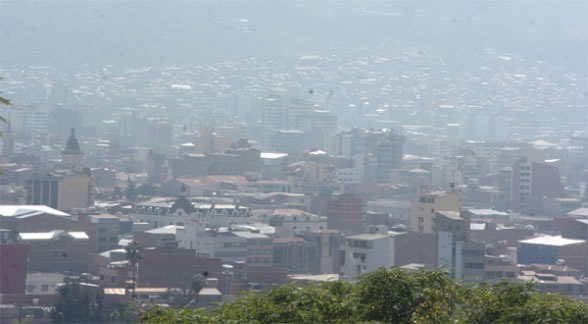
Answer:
[42,284,49,292]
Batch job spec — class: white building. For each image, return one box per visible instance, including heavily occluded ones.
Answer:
[254,209,327,237]
[341,229,408,281]
[177,215,247,263]
[131,196,252,229]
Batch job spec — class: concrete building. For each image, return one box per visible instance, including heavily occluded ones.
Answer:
[25,273,65,295]
[89,214,121,253]
[24,170,94,211]
[327,193,365,234]
[177,216,248,263]
[256,209,326,237]
[133,225,181,248]
[138,248,222,288]
[0,105,48,137]
[363,129,405,183]
[131,195,252,229]
[261,95,287,132]
[0,244,29,294]
[0,205,73,233]
[272,237,318,274]
[342,233,392,280]
[301,230,344,274]
[435,211,485,281]
[16,230,90,273]
[518,235,587,275]
[342,228,436,280]
[410,190,461,234]
[507,159,565,213]
[268,130,304,154]
[518,271,583,296]
[484,254,518,281]
[194,127,232,154]
[145,119,173,154]
[233,231,273,267]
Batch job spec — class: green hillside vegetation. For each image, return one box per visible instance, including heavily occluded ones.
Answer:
[140,268,588,323]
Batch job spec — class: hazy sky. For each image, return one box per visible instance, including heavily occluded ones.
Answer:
[1,0,586,70]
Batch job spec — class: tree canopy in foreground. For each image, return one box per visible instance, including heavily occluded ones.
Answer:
[140,268,588,323]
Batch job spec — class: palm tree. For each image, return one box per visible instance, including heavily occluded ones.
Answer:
[125,240,143,299]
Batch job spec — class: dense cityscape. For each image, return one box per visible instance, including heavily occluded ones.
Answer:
[0,0,587,323]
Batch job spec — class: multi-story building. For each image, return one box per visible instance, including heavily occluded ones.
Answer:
[272,237,318,274]
[233,231,273,267]
[131,195,252,229]
[363,129,405,183]
[367,199,411,224]
[410,190,461,234]
[89,214,120,253]
[435,211,485,281]
[0,205,73,233]
[0,244,29,294]
[342,233,392,280]
[256,209,326,237]
[145,118,173,154]
[16,230,90,273]
[342,228,436,280]
[292,110,337,151]
[500,158,565,213]
[0,104,48,137]
[484,254,518,281]
[301,230,344,274]
[518,271,583,296]
[326,193,365,234]
[24,170,94,211]
[268,129,305,154]
[24,128,95,210]
[517,235,587,275]
[262,95,288,131]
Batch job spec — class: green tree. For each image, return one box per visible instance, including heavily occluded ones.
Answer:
[51,283,105,323]
[457,281,588,323]
[268,215,283,226]
[353,267,459,323]
[0,76,10,176]
[140,267,588,324]
[109,300,140,323]
[188,274,207,307]
[167,274,207,309]
[0,76,10,111]
[125,240,143,299]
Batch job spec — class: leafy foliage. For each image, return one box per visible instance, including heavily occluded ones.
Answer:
[50,283,105,323]
[167,274,208,308]
[109,300,141,323]
[140,267,588,324]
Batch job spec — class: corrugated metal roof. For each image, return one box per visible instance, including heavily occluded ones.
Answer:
[0,205,71,218]
[519,235,585,247]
